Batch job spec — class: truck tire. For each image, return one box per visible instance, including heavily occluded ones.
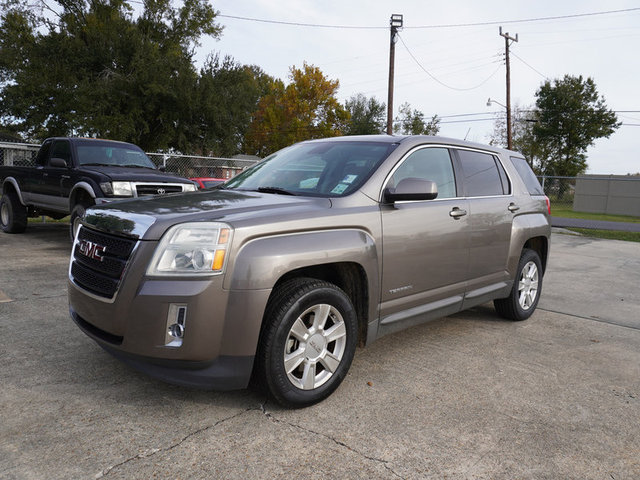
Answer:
[0,190,28,233]
[494,248,542,321]
[255,278,358,408]
[70,201,93,240]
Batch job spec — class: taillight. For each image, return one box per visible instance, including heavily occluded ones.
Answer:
[545,196,551,215]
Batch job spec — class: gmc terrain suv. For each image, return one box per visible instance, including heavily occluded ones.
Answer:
[68,135,551,408]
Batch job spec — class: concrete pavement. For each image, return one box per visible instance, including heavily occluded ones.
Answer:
[1,224,639,479]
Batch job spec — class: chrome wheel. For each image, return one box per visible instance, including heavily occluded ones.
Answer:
[518,260,539,310]
[284,303,347,390]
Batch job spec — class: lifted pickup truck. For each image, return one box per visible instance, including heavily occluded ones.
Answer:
[0,137,197,237]
[68,135,551,408]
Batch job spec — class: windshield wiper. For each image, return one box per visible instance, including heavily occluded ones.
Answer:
[255,186,297,196]
[81,163,112,166]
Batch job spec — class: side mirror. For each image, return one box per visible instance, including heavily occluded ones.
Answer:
[49,157,68,168]
[384,178,438,203]
[158,166,166,172]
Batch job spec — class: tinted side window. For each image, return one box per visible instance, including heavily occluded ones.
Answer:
[456,149,505,197]
[50,140,72,165]
[510,156,544,195]
[35,140,52,167]
[390,147,456,199]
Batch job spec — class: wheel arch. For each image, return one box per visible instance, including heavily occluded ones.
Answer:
[273,262,370,346]
[227,229,379,348]
[2,178,26,205]
[69,182,96,210]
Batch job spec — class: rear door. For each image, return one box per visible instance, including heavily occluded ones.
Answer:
[452,148,514,306]
[379,146,470,332]
[41,139,73,211]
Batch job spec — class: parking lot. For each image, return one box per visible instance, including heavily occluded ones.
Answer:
[1,224,639,479]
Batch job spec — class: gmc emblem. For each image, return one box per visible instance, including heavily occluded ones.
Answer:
[78,240,106,262]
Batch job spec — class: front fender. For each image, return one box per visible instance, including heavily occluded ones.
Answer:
[225,229,379,292]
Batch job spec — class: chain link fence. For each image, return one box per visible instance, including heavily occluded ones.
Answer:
[0,142,258,179]
[0,142,40,166]
[538,176,576,210]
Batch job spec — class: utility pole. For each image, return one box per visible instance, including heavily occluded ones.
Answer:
[387,14,403,135]
[499,26,518,150]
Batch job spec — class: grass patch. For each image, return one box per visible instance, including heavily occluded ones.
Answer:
[565,228,640,243]
[551,206,640,224]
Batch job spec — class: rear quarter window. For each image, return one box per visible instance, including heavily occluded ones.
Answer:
[510,157,544,195]
[456,149,509,197]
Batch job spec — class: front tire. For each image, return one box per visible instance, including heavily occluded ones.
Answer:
[0,190,27,233]
[256,278,358,408]
[494,248,542,321]
[70,201,93,240]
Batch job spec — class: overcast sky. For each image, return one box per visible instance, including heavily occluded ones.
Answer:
[199,0,640,175]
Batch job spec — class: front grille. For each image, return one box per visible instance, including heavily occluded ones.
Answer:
[136,184,184,196]
[71,227,137,299]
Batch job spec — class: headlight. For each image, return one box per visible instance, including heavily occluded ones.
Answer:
[112,181,134,196]
[146,222,232,276]
[183,183,197,192]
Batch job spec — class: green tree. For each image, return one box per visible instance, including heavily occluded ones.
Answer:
[0,0,221,151]
[189,55,272,156]
[488,104,551,173]
[394,103,440,135]
[344,94,385,135]
[244,63,349,156]
[533,75,620,176]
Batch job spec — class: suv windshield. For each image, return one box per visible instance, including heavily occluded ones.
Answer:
[224,141,398,197]
[76,141,156,169]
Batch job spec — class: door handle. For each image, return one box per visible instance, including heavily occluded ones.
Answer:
[449,207,467,219]
[508,203,520,212]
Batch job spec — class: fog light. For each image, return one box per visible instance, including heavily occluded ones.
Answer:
[165,304,187,347]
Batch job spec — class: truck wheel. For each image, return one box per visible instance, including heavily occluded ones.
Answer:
[494,248,542,321]
[256,278,358,408]
[70,202,93,240]
[0,191,27,233]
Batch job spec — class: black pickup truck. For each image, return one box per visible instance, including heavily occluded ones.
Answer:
[0,137,197,237]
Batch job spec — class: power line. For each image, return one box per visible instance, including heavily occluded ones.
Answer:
[511,51,548,79]
[397,34,502,92]
[217,8,640,30]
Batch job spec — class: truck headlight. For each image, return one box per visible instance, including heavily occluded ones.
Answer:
[183,183,197,192]
[146,222,232,276]
[112,181,134,196]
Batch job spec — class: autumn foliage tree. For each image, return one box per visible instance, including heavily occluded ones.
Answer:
[244,63,349,156]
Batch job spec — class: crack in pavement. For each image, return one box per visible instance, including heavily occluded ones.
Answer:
[260,401,406,479]
[94,406,259,479]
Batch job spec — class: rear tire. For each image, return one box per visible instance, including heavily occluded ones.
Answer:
[0,190,27,233]
[256,278,358,408]
[494,248,542,321]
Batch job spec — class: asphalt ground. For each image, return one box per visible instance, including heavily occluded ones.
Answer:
[1,224,639,480]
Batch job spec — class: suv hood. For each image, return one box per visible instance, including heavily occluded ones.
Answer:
[81,165,191,183]
[83,189,332,239]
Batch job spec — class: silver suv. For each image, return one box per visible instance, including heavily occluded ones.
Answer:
[68,135,551,407]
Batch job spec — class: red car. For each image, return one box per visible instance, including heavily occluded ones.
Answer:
[190,177,226,189]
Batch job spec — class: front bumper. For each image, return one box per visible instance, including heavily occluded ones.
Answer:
[71,305,253,389]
